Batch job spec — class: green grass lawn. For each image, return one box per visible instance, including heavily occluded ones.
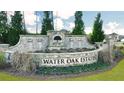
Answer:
[0,71,31,81]
[0,59,124,81]
[0,52,31,81]
[62,59,124,81]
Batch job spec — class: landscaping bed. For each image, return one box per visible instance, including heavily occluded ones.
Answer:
[36,61,110,75]
[34,48,96,53]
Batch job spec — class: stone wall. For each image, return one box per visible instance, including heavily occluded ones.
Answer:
[29,49,100,67]
[5,34,95,64]
[65,35,94,49]
[0,44,9,52]
[7,35,48,53]
[48,31,94,50]
[6,34,94,53]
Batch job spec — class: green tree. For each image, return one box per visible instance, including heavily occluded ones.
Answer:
[41,11,54,35]
[91,13,105,43]
[72,11,85,35]
[8,11,25,45]
[0,11,9,43]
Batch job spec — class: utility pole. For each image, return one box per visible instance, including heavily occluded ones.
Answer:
[55,11,59,31]
[51,11,54,30]
[107,37,113,64]
[23,11,26,31]
[36,11,38,34]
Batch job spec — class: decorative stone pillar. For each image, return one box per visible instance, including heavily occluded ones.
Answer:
[95,42,103,48]
[107,38,114,63]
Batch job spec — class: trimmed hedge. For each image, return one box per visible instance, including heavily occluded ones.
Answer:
[36,61,110,75]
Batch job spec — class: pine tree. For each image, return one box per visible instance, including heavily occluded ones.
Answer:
[36,11,38,34]
[72,11,85,35]
[41,11,54,35]
[8,11,25,45]
[0,11,8,43]
[91,13,105,43]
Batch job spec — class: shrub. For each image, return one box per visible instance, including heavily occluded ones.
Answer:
[36,51,110,75]
[0,52,10,69]
[36,61,110,75]
[12,52,36,73]
[113,45,117,50]
[0,52,4,63]
[112,47,124,60]
[119,46,124,50]
[98,51,110,64]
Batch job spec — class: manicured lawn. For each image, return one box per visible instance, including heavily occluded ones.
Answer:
[62,59,124,81]
[0,59,124,81]
[0,71,31,81]
[0,52,31,81]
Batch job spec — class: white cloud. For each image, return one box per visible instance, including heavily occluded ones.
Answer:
[7,11,37,26]
[54,18,64,30]
[104,21,121,34]
[84,21,124,35]
[27,27,37,33]
[7,11,37,33]
[116,28,124,35]
[7,11,14,16]
[106,22,120,30]
[107,22,119,28]
[24,11,42,33]
[7,12,124,35]
[104,27,124,35]
[85,27,92,34]
[24,11,36,26]
[69,23,75,30]
[7,11,14,23]
[53,11,75,19]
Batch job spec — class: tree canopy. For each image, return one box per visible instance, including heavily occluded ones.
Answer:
[41,11,54,35]
[8,11,26,45]
[0,11,8,43]
[72,11,85,35]
[91,13,105,43]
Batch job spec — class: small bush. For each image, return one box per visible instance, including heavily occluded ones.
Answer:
[0,52,10,69]
[0,52,4,63]
[12,52,35,73]
[36,61,110,75]
[35,51,110,75]
[112,46,124,60]
[119,46,124,50]
[113,45,117,50]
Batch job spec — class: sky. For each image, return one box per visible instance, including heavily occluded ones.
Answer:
[7,11,124,35]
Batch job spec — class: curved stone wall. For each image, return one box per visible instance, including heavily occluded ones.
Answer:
[29,49,100,67]
[5,33,96,65]
[6,34,95,53]
[8,35,48,53]
[0,44,9,52]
